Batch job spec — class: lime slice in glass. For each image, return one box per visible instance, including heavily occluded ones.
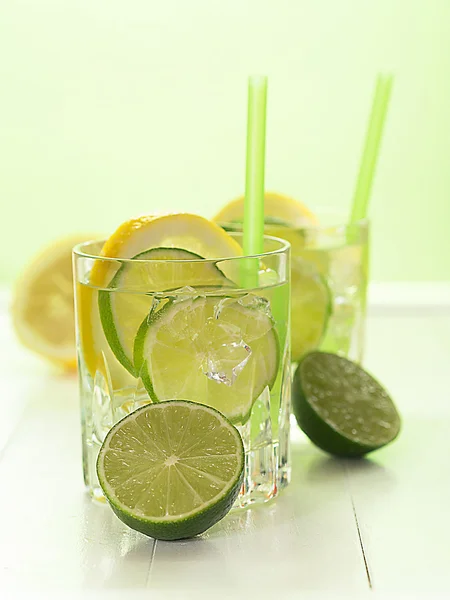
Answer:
[134,293,279,424]
[97,400,245,540]
[98,248,232,376]
[291,257,332,362]
[220,219,330,363]
[292,351,401,456]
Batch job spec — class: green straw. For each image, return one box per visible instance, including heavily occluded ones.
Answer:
[350,74,393,223]
[242,75,268,287]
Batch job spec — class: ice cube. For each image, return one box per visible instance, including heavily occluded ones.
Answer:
[202,317,252,386]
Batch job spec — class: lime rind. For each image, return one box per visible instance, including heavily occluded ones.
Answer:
[96,400,245,540]
[133,297,173,399]
[98,247,233,376]
[292,351,401,456]
[98,290,138,375]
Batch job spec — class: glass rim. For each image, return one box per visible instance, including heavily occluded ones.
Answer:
[307,209,369,232]
[304,206,369,223]
[218,214,369,234]
[72,232,290,264]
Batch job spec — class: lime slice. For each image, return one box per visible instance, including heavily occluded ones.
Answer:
[97,400,245,540]
[217,218,327,363]
[292,352,401,456]
[98,248,232,376]
[291,257,332,362]
[319,245,367,357]
[134,293,279,424]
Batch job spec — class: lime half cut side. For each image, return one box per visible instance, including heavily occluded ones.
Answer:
[97,401,245,540]
[134,293,279,424]
[292,351,401,457]
[98,248,233,376]
[290,257,332,362]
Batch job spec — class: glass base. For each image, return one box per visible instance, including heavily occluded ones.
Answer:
[235,441,290,508]
[81,356,292,509]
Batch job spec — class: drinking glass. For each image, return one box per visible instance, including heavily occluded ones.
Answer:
[73,233,291,507]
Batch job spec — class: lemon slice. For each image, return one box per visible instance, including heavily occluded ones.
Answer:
[12,234,96,370]
[79,214,242,385]
[90,213,242,290]
[213,192,318,228]
[98,213,242,275]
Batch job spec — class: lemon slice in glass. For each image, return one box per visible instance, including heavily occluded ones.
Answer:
[78,214,242,383]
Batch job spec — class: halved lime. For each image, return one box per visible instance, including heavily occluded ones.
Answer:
[292,351,401,456]
[97,400,245,540]
[98,248,232,376]
[134,293,279,424]
[291,257,332,362]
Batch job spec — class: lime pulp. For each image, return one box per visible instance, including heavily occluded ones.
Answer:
[98,247,232,375]
[134,292,280,424]
[97,400,245,540]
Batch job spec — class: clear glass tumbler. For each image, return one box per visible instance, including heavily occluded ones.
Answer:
[222,214,369,364]
[73,233,291,507]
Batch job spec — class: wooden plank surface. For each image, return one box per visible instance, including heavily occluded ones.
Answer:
[0,380,368,594]
[0,377,156,591]
[0,306,449,598]
[345,418,450,595]
[0,313,46,454]
[364,313,450,417]
[149,439,368,593]
[346,313,450,595]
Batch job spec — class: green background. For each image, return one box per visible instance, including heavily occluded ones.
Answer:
[1,0,449,283]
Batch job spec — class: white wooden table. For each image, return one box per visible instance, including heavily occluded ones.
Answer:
[1,285,449,600]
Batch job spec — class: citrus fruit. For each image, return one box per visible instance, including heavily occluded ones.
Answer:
[213,191,318,228]
[12,234,94,370]
[134,293,279,424]
[292,351,401,456]
[98,247,233,375]
[290,257,332,362]
[78,214,242,384]
[97,400,245,540]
